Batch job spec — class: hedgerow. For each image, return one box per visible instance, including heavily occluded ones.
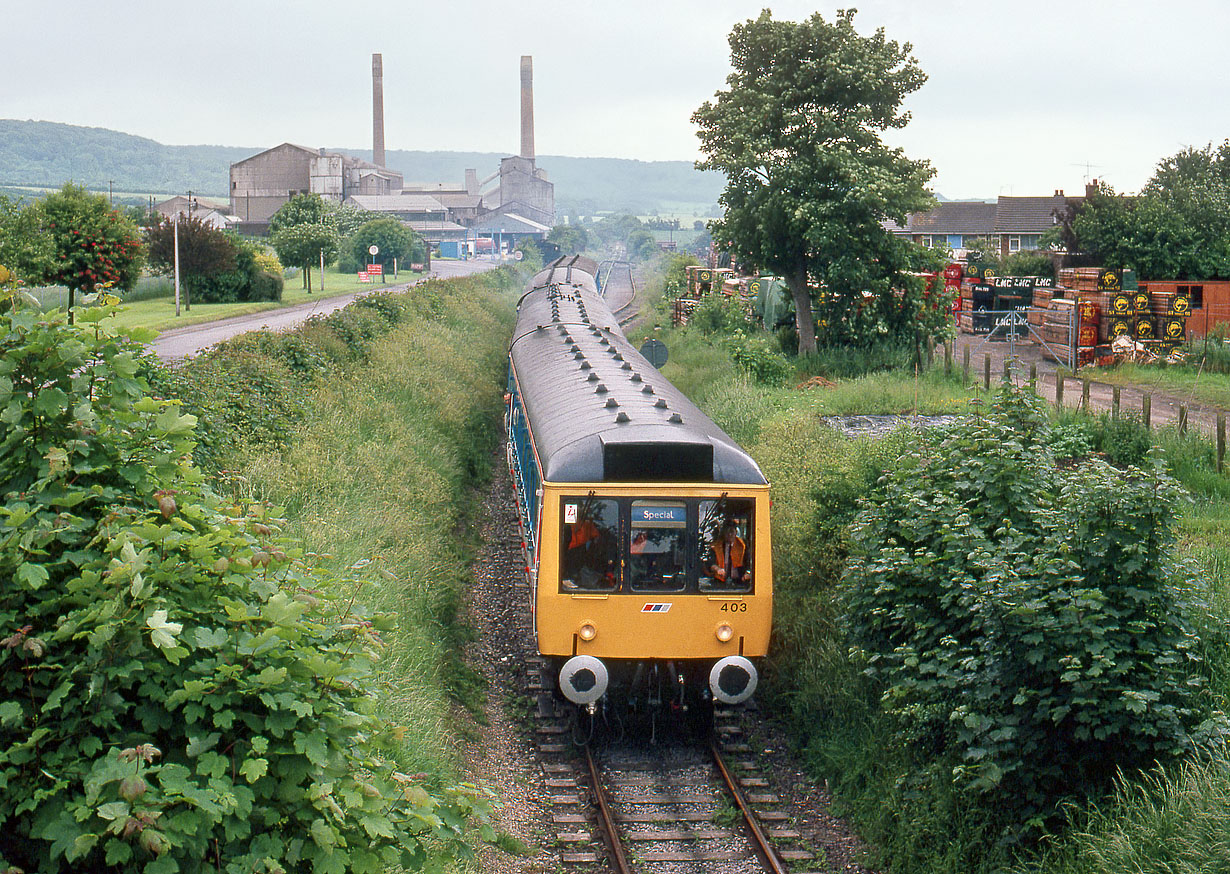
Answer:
[0,307,492,872]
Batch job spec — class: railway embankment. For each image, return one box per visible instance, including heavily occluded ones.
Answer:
[0,268,524,871]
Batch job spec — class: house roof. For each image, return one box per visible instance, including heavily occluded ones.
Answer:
[889,201,997,234]
[888,195,1068,237]
[993,195,1066,233]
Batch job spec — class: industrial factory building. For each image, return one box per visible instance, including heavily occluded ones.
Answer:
[228,53,554,254]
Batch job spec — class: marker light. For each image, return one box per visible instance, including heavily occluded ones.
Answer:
[716,623,734,642]
[579,622,597,641]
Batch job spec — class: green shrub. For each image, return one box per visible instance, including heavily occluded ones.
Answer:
[687,293,746,335]
[799,341,915,379]
[0,307,491,873]
[1093,412,1154,467]
[727,330,794,386]
[846,387,1210,845]
[1047,416,1097,460]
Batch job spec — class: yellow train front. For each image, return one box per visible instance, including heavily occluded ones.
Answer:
[507,257,772,715]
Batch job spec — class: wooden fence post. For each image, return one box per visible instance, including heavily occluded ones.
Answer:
[984,354,991,391]
[963,346,971,384]
[945,341,952,375]
[1081,378,1090,412]
[1178,405,1188,435]
[1029,363,1037,392]
[1056,373,1064,410]
[1112,386,1120,420]
[1218,414,1226,473]
[1003,360,1011,385]
[1143,394,1151,429]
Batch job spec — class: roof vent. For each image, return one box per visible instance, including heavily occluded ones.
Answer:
[599,337,610,346]
[587,373,599,382]
[580,361,591,370]
[669,413,684,424]
[642,385,655,394]
[620,362,632,370]
[630,373,643,383]
[615,411,630,423]
[605,398,619,408]
[654,398,667,408]
[569,344,580,353]
[595,383,608,394]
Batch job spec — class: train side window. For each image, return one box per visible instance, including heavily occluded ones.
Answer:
[560,498,619,592]
[629,500,688,592]
[698,499,754,593]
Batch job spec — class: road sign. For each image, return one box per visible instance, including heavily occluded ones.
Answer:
[368,245,379,256]
[639,338,669,368]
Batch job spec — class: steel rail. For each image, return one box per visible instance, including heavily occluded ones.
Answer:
[710,739,790,874]
[585,745,634,874]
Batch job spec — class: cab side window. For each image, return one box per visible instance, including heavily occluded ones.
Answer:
[560,498,618,591]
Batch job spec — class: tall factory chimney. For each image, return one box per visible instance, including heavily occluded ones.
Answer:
[372,53,386,169]
[520,55,534,160]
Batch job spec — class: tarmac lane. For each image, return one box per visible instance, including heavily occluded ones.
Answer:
[150,258,501,360]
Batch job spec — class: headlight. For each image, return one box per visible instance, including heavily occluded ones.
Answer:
[579,622,597,641]
[715,623,734,642]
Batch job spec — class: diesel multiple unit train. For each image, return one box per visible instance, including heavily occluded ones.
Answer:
[506,256,772,716]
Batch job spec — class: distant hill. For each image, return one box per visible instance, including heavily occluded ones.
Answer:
[0,120,723,215]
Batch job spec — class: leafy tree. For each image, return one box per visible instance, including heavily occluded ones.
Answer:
[626,228,659,261]
[145,215,238,305]
[0,196,52,304]
[268,193,333,234]
[34,183,144,321]
[1067,142,1230,279]
[590,213,644,250]
[547,223,588,254]
[347,218,423,274]
[271,223,338,292]
[330,202,380,238]
[0,305,492,872]
[693,10,934,354]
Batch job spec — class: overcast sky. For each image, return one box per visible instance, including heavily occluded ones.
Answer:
[5,0,1229,200]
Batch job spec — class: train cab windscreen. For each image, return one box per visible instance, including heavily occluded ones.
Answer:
[558,496,755,594]
[560,498,619,591]
[629,501,688,591]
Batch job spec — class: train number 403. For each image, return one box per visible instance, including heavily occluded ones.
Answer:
[720,602,747,612]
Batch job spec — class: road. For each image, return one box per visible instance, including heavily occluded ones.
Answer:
[151,259,501,360]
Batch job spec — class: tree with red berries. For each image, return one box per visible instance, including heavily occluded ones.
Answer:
[35,183,144,321]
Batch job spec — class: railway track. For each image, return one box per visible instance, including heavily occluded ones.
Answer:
[599,258,639,326]
[528,661,820,873]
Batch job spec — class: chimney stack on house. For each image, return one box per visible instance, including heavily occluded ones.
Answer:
[520,55,535,160]
[372,53,386,169]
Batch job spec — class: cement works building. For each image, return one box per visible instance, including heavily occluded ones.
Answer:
[228,54,554,257]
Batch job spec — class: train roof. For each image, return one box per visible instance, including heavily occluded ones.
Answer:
[508,262,767,486]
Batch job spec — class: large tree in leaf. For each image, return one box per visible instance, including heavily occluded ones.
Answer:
[693,10,934,354]
[35,183,144,321]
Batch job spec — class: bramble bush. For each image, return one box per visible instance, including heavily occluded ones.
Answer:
[0,307,492,872]
[846,387,1214,844]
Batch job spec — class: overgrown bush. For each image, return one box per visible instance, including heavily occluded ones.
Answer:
[687,292,746,335]
[846,387,1212,846]
[726,330,793,386]
[1093,412,1154,467]
[0,307,491,872]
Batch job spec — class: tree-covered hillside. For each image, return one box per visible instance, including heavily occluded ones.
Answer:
[0,120,724,214]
